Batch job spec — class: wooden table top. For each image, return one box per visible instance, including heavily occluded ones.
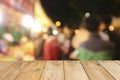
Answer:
[0,61,120,80]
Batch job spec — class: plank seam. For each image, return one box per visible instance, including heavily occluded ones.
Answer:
[97,61,116,80]
[0,62,15,71]
[39,62,47,80]
[39,61,46,80]
[13,62,30,80]
[114,61,120,65]
[63,61,65,80]
[0,62,20,78]
[80,61,90,80]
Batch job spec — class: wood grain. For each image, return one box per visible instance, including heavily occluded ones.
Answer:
[40,61,64,80]
[64,61,89,80]
[81,61,115,80]
[0,61,28,80]
[15,61,46,80]
[99,61,120,80]
[0,61,15,71]
[0,61,119,80]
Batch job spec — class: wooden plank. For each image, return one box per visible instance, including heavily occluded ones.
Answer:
[15,61,46,80]
[64,61,89,80]
[0,61,15,71]
[0,61,28,80]
[40,61,64,80]
[99,61,120,80]
[114,60,120,65]
[81,61,114,80]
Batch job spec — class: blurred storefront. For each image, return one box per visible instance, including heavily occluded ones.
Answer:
[0,0,35,61]
[0,0,53,61]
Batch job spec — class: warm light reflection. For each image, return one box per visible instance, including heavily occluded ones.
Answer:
[109,25,115,31]
[21,36,29,42]
[35,0,53,27]
[75,29,80,34]
[31,21,43,33]
[43,34,49,39]
[42,27,48,32]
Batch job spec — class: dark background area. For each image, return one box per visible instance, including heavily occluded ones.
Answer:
[41,0,120,28]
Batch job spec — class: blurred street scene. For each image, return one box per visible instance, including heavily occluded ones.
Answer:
[0,0,120,61]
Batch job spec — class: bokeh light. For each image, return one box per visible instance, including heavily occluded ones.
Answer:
[21,15,34,28]
[109,25,115,31]
[52,29,58,35]
[85,12,90,18]
[55,21,61,27]
[75,29,80,35]
[31,21,43,33]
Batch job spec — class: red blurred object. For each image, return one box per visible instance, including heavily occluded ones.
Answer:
[3,0,10,6]
[44,36,62,60]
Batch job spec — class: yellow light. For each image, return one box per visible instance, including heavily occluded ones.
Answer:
[75,29,80,34]
[55,21,61,27]
[42,28,48,32]
[109,26,115,31]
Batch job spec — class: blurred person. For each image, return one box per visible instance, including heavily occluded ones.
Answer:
[69,49,79,60]
[99,31,110,41]
[57,27,65,59]
[34,32,45,60]
[72,28,90,49]
[70,31,110,60]
[43,27,62,60]
[70,27,90,60]
[78,15,115,60]
[70,29,110,60]
[108,27,120,60]
[57,27,65,45]
[60,25,75,60]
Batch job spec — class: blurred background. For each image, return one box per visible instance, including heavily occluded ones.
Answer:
[0,0,120,61]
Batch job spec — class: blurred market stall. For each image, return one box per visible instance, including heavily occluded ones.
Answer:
[0,0,53,61]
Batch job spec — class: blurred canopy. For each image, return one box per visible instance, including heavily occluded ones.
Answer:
[41,0,120,28]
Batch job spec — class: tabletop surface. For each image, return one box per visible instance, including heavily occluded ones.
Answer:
[0,61,120,80]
